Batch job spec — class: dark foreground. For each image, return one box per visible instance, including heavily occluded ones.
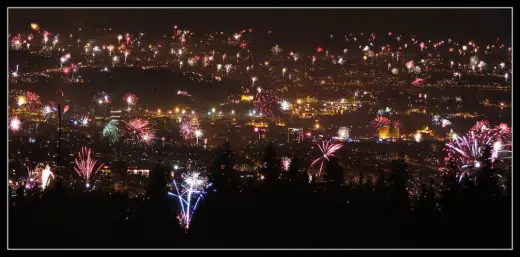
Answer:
[9,176,511,249]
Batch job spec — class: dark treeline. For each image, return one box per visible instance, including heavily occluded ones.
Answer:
[9,141,511,248]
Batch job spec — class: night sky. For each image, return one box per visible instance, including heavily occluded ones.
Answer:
[9,8,512,44]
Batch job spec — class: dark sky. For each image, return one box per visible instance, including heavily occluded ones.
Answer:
[8,8,512,43]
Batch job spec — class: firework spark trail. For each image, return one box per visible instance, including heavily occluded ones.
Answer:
[310,141,343,177]
[74,146,103,187]
[102,120,120,143]
[168,172,210,229]
[41,164,54,190]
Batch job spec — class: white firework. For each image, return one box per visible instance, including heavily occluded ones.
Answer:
[280,100,291,111]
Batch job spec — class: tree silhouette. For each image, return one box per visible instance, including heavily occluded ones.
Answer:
[287,154,300,182]
[388,152,410,213]
[146,163,168,200]
[210,141,234,192]
[324,157,343,186]
[261,143,279,182]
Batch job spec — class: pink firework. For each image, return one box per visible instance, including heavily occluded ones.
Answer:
[63,105,70,114]
[9,116,21,132]
[406,60,415,72]
[281,157,291,172]
[125,118,151,143]
[74,146,103,187]
[497,123,511,139]
[310,141,343,176]
[444,122,511,181]
[371,116,391,128]
[471,120,491,131]
[123,93,138,107]
[412,78,425,86]
[141,130,156,145]
[392,120,401,128]
[10,35,22,49]
[180,115,200,142]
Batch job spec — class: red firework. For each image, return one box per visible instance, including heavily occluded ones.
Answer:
[371,116,391,128]
[254,87,277,117]
[25,91,41,105]
[392,120,401,128]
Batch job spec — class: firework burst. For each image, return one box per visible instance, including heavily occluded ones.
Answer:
[25,91,41,105]
[432,115,442,126]
[310,141,343,177]
[444,121,511,181]
[102,120,120,143]
[371,116,391,128]
[441,119,452,128]
[40,105,53,119]
[74,146,103,188]
[94,91,111,104]
[271,45,282,55]
[41,164,54,190]
[9,116,21,132]
[281,157,291,171]
[280,100,290,111]
[79,116,89,127]
[254,87,277,116]
[123,93,138,109]
[168,172,211,230]
[180,115,201,142]
[337,127,349,140]
[141,130,156,145]
[125,118,153,144]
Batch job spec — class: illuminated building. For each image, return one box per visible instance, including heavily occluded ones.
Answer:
[246,120,268,128]
[412,126,434,141]
[377,126,391,139]
[378,126,399,139]
[127,166,150,177]
[287,128,304,143]
[241,95,254,102]
[110,110,123,120]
